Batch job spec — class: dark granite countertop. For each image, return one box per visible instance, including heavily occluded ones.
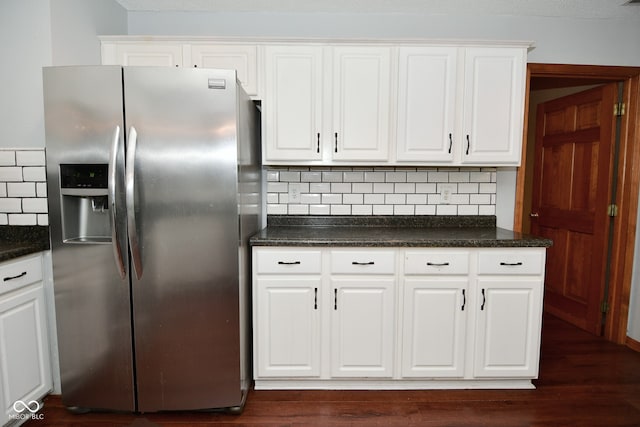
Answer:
[250,216,553,248]
[0,226,50,263]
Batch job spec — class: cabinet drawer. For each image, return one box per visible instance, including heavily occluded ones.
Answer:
[404,251,469,275]
[255,249,322,274]
[0,254,43,296]
[330,250,395,275]
[477,250,544,275]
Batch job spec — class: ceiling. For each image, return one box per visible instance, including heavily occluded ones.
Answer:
[115,0,640,19]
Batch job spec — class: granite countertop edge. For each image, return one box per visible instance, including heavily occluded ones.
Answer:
[0,226,50,263]
[250,216,553,248]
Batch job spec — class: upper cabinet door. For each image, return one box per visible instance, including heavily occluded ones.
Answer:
[331,46,391,162]
[396,47,458,163]
[461,47,526,165]
[190,44,259,96]
[263,46,324,162]
[106,43,184,67]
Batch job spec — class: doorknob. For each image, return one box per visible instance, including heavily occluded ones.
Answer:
[530,212,539,218]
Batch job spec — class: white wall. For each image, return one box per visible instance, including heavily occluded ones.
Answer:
[50,0,127,65]
[0,0,127,150]
[127,12,640,66]
[0,1,52,150]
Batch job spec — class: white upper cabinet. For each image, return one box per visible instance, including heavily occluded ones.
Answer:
[460,47,526,165]
[396,46,458,163]
[101,39,260,97]
[190,44,259,96]
[102,42,185,67]
[331,46,392,162]
[100,37,529,166]
[262,45,392,164]
[263,46,324,162]
[396,46,526,165]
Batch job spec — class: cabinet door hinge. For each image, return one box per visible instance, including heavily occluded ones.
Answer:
[614,102,626,116]
[607,204,618,217]
[600,301,609,314]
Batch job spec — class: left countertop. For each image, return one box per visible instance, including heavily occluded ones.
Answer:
[0,226,50,263]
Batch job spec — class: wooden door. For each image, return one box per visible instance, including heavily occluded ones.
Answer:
[530,84,617,334]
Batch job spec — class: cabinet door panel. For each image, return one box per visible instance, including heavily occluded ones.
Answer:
[332,47,391,161]
[191,44,258,96]
[461,47,525,165]
[402,279,466,377]
[113,43,183,66]
[396,47,458,162]
[0,285,51,421]
[264,46,323,162]
[255,278,321,377]
[474,279,543,378]
[330,278,394,377]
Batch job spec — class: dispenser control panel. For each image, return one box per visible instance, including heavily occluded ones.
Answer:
[60,164,108,189]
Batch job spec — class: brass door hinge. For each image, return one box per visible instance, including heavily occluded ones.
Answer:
[601,301,609,314]
[614,102,626,116]
[607,204,618,217]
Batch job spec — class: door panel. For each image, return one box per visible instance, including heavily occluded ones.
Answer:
[123,67,241,411]
[43,66,135,411]
[531,84,617,334]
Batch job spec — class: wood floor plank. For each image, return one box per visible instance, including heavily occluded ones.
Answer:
[25,314,640,426]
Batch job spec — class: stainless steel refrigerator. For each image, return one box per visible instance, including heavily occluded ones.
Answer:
[43,66,262,413]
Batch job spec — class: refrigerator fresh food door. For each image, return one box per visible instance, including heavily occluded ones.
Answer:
[43,66,135,411]
[123,67,243,412]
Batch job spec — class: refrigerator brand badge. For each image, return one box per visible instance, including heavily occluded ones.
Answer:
[208,79,226,90]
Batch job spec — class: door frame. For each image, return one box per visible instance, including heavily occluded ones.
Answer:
[515,63,640,345]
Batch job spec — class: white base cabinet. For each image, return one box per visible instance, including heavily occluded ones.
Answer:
[0,254,52,425]
[253,247,546,390]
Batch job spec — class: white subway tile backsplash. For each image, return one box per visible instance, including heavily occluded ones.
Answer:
[373,205,393,215]
[23,166,46,182]
[310,182,330,193]
[0,167,23,182]
[0,152,15,166]
[16,150,46,166]
[343,171,364,182]
[0,198,22,213]
[7,182,36,197]
[373,183,394,193]
[351,204,373,215]
[22,198,48,213]
[310,204,330,215]
[9,213,37,225]
[279,171,301,182]
[352,183,373,193]
[265,165,498,217]
[331,205,351,215]
[0,150,49,226]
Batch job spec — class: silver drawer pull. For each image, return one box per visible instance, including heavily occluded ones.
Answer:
[427,262,450,267]
[3,271,27,282]
[352,261,375,265]
[278,261,301,265]
[500,262,523,266]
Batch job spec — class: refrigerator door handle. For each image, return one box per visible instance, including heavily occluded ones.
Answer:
[109,125,126,279]
[126,126,143,279]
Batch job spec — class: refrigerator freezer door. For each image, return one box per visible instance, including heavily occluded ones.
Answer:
[123,67,243,411]
[43,66,135,411]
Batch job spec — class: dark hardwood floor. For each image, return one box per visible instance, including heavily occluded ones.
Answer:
[27,314,640,426]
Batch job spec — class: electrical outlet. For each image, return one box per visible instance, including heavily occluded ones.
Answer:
[440,183,456,204]
[288,183,302,203]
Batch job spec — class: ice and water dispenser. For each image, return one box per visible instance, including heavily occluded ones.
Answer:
[59,164,111,243]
